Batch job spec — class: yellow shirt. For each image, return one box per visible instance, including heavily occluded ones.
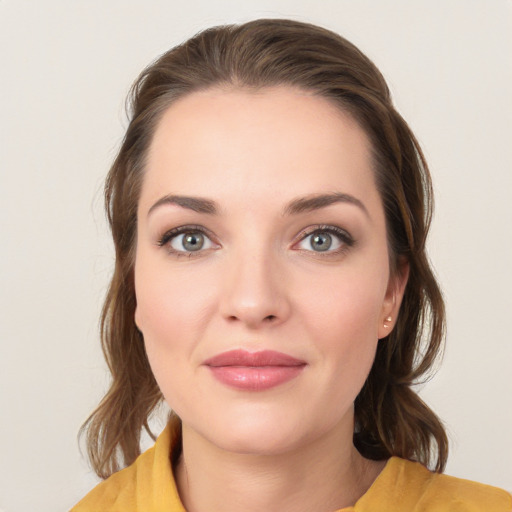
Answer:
[72,424,511,512]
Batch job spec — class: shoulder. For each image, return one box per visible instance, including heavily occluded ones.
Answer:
[70,445,156,512]
[70,464,138,511]
[70,424,184,512]
[357,457,512,512]
[419,471,512,511]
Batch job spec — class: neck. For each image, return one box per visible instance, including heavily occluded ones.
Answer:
[175,422,385,512]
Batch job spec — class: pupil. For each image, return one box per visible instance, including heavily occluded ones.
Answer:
[312,233,331,251]
[183,233,204,251]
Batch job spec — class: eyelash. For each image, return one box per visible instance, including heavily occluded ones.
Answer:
[295,225,355,256]
[156,224,355,258]
[156,225,217,258]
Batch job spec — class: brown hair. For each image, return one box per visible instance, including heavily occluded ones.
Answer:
[81,18,448,479]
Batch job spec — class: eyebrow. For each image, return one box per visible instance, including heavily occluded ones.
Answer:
[147,192,368,218]
[147,195,217,216]
[283,192,369,217]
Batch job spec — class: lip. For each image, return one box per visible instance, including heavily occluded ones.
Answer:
[203,349,306,391]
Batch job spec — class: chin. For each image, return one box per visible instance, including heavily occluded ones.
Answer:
[214,427,304,456]
[187,406,310,456]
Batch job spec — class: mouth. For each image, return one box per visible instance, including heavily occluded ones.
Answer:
[203,349,307,391]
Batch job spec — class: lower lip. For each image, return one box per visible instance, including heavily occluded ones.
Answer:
[207,365,305,391]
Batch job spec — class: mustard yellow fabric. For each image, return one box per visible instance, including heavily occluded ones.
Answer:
[72,424,512,512]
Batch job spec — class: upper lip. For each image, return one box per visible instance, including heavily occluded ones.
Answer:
[203,349,306,367]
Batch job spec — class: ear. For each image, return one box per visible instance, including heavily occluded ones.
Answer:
[134,304,142,332]
[378,258,410,339]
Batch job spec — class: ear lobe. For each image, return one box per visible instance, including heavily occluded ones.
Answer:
[378,259,410,339]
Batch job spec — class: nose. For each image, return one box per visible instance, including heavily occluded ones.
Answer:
[219,248,291,330]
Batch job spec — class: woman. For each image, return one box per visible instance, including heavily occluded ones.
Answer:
[72,18,511,511]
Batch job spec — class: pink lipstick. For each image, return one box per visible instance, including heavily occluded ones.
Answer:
[203,349,306,391]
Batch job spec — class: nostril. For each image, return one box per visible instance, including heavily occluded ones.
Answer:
[226,314,278,325]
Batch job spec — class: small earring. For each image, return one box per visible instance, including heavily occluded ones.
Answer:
[383,316,392,328]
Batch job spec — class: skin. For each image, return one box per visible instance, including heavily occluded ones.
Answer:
[134,86,408,512]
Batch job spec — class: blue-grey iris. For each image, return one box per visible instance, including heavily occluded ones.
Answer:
[183,233,204,251]
[311,233,332,252]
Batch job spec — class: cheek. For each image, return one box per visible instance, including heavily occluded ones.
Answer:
[296,266,387,389]
[134,255,217,342]
[300,269,386,341]
[133,253,219,405]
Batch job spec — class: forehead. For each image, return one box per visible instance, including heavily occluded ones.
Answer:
[142,86,380,213]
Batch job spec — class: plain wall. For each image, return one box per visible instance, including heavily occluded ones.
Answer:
[0,1,511,510]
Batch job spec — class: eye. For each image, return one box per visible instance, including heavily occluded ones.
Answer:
[170,231,213,252]
[157,226,217,255]
[295,226,354,254]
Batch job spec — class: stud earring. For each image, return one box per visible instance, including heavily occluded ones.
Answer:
[384,316,392,328]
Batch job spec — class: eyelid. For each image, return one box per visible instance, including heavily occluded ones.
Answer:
[157,224,220,255]
[156,223,354,257]
[293,224,355,253]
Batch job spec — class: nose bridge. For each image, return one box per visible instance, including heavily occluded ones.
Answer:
[220,238,290,328]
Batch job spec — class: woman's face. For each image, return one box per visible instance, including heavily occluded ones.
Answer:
[134,87,406,455]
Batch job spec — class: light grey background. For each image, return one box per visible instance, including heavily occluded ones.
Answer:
[1,1,511,510]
